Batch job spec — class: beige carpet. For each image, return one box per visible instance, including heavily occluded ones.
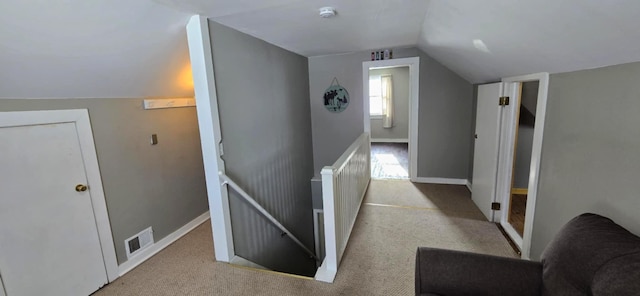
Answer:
[94,180,516,296]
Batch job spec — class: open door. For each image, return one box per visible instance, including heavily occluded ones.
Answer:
[471,83,504,221]
[472,74,549,258]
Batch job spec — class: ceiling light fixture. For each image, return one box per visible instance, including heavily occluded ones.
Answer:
[319,7,337,18]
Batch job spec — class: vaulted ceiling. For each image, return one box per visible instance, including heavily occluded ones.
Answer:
[2,0,640,98]
[0,0,193,98]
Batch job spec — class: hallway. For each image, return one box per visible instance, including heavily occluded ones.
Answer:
[370,143,409,179]
[95,180,516,296]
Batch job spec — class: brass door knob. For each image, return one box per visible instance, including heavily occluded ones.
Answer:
[75,184,88,192]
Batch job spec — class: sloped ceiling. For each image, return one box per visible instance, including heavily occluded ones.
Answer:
[160,0,640,83]
[0,0,194,98]
[418,0,640,83]
[157,0,431,57]
[3,0,640,98]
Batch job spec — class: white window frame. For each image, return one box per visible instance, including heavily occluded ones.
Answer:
[369,75,384,117]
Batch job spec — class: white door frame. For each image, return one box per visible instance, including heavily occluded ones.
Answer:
[0,109,119,282]
[497,73,550,259]
[362,57,420,180]
[186,15,235,262]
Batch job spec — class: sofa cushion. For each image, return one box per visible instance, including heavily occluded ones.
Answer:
[540,213,640,295]
[591,251,640,295]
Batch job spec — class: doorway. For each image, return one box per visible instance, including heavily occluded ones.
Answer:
[498,73,549,259]
[507,81,539,237]
[362,57,419,181]
[368,66,410,179]
[0,110,118,295]
[471,73,549,259]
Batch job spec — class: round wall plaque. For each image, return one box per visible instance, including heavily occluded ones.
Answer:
[323,79,349,113]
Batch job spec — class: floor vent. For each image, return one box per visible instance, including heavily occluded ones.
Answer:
[125,227,154,259]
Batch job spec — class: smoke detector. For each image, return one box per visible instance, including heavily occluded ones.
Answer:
[319,7,337,18]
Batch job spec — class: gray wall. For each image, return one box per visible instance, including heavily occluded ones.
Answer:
[521,81,539,116]
[309,48,474,179]
[208,21,316,276]
[416,50,474,179]
[513,81,538,189]
[530,61,640,259]
[369,67,410,140]
[308,47,418,175]
[514,126,534,188]
[0,98,209,264]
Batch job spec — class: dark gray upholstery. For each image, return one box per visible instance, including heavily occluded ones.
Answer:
[540,213,640,295]
[415,213,640,296]
[415,248,542,296]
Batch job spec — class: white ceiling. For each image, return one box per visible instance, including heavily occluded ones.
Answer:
[0,0,193,98]
[3,0,640,98]
[157,0,431,57]
[418,0,640,83]
[158,0,640,83]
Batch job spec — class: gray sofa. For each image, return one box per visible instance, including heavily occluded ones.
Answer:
[415,213,640,296]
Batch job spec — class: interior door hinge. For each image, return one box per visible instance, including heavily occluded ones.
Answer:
[499,96,510,106]
[491,202,501,211]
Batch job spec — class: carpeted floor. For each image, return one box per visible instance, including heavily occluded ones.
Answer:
[94,180,516,296]
[371,143,409,179]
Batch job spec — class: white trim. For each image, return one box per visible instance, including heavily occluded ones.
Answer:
[494,82,517,223]
[411,177,468,185]
[363,57,420,180]
[0,109,119,282]
[314,259,335,283]
[370,138,409,143]
[500,72,549,260]
[318,168,337,283]
[118,211,210,276]
[465,180,472,192]
[186,15,235,263]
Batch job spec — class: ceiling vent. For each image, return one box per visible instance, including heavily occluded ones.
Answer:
[319,7,337,18]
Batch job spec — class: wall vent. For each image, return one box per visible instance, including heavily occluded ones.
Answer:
[125,227,154,259]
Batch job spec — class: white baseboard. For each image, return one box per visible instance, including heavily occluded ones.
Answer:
[465,180,472,192]
[314,259,336,283]
[118,211,210,276]
[370,138,409,143]
[411,177,469,185]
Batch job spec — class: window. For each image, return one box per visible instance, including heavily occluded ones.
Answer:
[369,75,383,116]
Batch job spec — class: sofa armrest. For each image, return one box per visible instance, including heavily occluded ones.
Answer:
[415,247,542,296]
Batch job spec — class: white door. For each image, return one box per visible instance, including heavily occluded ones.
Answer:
[0,112,112,295]
[472,83,504,221]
